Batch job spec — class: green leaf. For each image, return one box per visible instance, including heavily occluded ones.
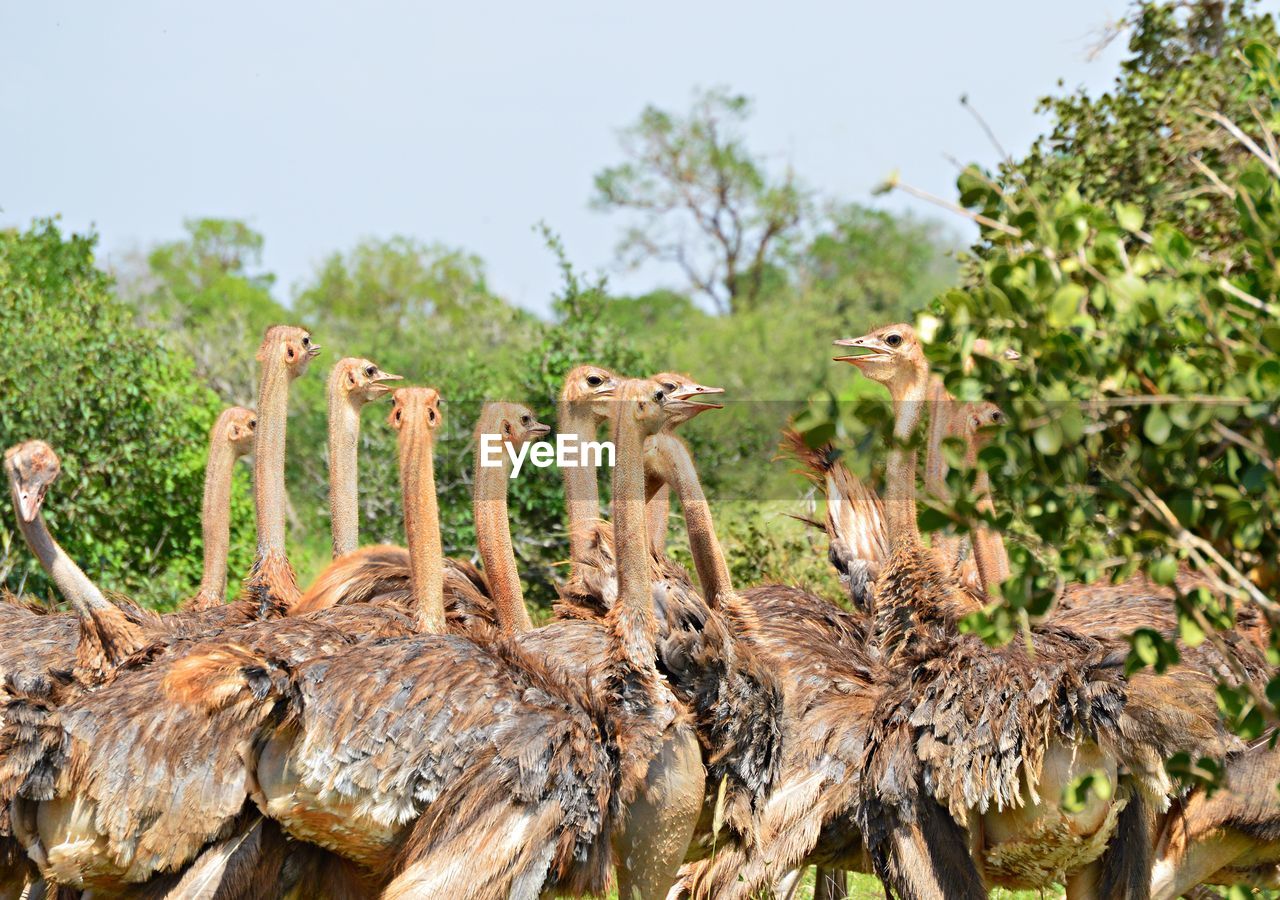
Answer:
[1178,613,1206,648]
[1047,284,1085,326]
[1115,202,1145,233]
[1143,406,1172,445]
[1034,422,1063,456]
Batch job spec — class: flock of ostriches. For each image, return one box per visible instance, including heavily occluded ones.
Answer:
[0,323,1276,900]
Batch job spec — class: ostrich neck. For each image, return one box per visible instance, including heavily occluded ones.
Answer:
[11,484,112,617]
[473,425,532,633]
[609,404,657,673]
[651,434,734,605]
[196,437,240,603]
[967,438,1010,593]
[401,420,445,633]
[923,376,953,505]
[885,373,929,550]
[559,402,601,569]
[328,390,363,558]
[254,359,292,555]
[645,481,671,555]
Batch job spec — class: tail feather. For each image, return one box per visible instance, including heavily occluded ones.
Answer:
[150,816,287,900]
[780,429,887,610]
[161,644,294,716]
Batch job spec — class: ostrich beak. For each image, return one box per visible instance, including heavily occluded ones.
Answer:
[833,336,889,366]
[15,482,47,523]
[307,344,322,359]
[668,382,725,410]
[368,370,405,397]
[528,421,552,438]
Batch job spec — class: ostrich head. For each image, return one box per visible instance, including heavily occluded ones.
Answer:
[832,323,925,392]
[333,357,403,407]
[483,403,551,450]
[5,440,60,524]
[257,325,320,378]
[220,407,257,457]
[650,372,724,425]
[389,387,443,434]
[618,378,673,437]
[560,365,619,419]
[965,400,1006,450]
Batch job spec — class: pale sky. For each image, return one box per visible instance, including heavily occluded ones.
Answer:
[3,1,1158,314]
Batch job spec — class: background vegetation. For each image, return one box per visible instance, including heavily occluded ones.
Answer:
[3,0,1279,814]
[4,2,1280,895]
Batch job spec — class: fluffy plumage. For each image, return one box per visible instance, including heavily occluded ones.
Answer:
[290,544,497,629]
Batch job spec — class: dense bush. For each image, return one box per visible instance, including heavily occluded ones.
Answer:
[797,3,1280,753]
[0,221,255,607]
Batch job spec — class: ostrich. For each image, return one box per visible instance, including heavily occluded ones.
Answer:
[797,342,1280,897]
[323,357,402,558]
[185,382,703,899]
[833,323,1232,898]
[290,360,495,630]
[645,372,724,555]
[558,364,621,574]
[0,355,438,896]
[922,340,1019,577]
[471,401,550,632]
[547,370,789,858]
[184,405,257,611]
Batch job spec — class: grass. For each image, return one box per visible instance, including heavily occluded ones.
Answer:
[593,868,1064,898]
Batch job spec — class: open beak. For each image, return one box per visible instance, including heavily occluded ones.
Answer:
[307,344,322,359]
[832,336,888,366]
[369,371,404,397]
[668,383,725,410]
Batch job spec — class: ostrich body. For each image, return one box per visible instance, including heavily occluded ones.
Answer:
[202,383,702,899]
[832,324,1232,898]
[290,359,495,630]
[550,371,788,860]
[0,327,423,894]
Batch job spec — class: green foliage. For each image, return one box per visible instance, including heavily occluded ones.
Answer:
[124,218,287,403]
[796,5,1280,757]
[0,220,254,607]
[592,86,808,315]
[1016,0,1278,255]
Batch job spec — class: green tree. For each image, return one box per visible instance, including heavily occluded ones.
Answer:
[0,220,255,607]
[1015,0,1277,255]
[592,87,807,315]
[295,237,527,342]
[808,4,1280,745]
[800,203,956,323]
[121,218,287,403]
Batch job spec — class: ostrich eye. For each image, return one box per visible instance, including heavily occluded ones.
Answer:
[885,333,903,348]
[248,419,257,429]
[991,411,1003,423]
[302,336,310,347]
[365,366,376,377]
[520,415,531,425]
[586,374,603,387]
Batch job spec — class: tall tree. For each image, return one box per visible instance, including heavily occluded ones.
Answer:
[592,87,807,315]
[120,218,286,404]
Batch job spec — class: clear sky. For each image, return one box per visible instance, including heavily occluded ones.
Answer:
[2,1,1140,315]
